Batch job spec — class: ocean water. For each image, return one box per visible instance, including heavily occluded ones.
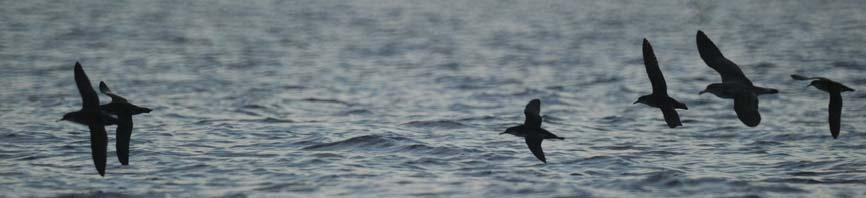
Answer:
[1,0,866,197]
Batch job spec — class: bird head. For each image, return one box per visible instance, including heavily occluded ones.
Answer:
[699,84,724,95]
[634,95,651,105]
[501,126,520,136]
[58,112,75,122]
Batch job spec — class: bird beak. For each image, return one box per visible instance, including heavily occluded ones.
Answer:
[698,90,707,95]
[633,101,639,104]
[499,132,506,135]
[56,119,63,122]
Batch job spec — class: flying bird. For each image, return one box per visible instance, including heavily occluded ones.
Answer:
[501,99,564,163]
[99,81,152,165]
[696,30,778,127]
[59,62,108,176]
[792,74,855,139]
[634,38,688,128]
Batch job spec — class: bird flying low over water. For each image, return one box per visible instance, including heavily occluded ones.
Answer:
[99,81,152,165]
[791,74,855,139]
[501,99,564,163]
[696,30,778,127]
[60,62,108,176]
[635,38,688,128]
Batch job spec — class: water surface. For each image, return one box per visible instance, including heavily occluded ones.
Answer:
[1,0,866,197]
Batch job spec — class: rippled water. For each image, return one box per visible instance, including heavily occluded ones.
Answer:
[2,0,866,197]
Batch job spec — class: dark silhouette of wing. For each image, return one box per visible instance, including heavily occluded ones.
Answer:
[829,91,842,139]
[99,82,149,165]
[643,39,667,95]
[130,104,153,115]
[734,93,761,127]
[668,97,688,110]
[790,74,826,81]
[660,106,682,128]
[538,128,564,140]
[524,99,542,128]
[74,62,100,110]
[89,124,107,176]
[99,81,128,103]
[74,62,107,176]
[836,82,855,92]
[697,31,752,85]
[116,114,133,165]
[525,137,546,163]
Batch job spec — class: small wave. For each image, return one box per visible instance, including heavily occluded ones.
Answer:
[634,150,685,156]
[301,135,420,151]
[635,174,809,194]
[772,160,837,170]
[832,61,865,70]
[337,109,373,115]
[766,176,866,185]
[569,155,637,168]
[302,135,465,156]
[301,98,353,106]
[788,171,838,176]
[254,181,318,193]
[591,145,643,151]
[54,191,165,198]
[747,140,784,146]
[253,117,295,123]
[402,120,468,129]
[637,170,687,187]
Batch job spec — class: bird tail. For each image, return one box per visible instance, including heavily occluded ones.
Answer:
[664,96,688,110]
[791,74,811,80]
[131,106,152,114]
[755,86,779,95]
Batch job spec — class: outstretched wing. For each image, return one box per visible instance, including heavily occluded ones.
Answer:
[733,92,761,127]
[115,114,134,165]
[660,106,682,128]
[828,91,842,139]
[74,62,108,176]
[697,31,752,85]
[790,74,822,81]
[74,62,100,109]
[524,99,542,128]
[89,124,108,176]
[99,81,128,103]
[643,39,667,95]
[525,137,546,163]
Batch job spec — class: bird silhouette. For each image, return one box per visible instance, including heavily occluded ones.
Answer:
[792,74,855,139]
[696,30,778,127]
[59,62,108,176]
[635,38,688,128]
[99,81,152,165]
[501,99,563,163]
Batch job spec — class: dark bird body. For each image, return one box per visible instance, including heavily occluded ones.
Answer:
[635,39,688,128]
[501,99,563,163]
[792,74,854,139]
[99,81,152,165]
[59,62,108,176]
[696,30,778,127]
[60,111,119,126]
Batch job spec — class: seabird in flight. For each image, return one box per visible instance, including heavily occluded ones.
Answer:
[792,74,854,139]
[501,99,564,163]
[634,38,688,128]
[696,30,778,127]
[99,81,152,165]
[59,62,108,176]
